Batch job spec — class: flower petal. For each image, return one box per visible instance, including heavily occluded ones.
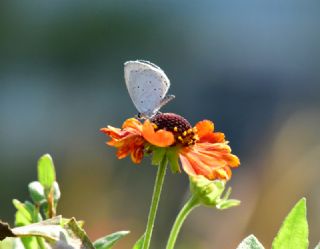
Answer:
[131,145,144,164]
[142,120,175,147]
[215,166,232,180]
[116,143,131,159]
[180,150,216,179]
[100,126,130,139]
[195,120,214,138]
[179,141,239,180]
[122,118,143,133]
[101,118,146,163]
[179,154,197,176]
[200,132,226,143]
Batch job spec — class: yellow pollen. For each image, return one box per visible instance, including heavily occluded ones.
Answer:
[178,136,183,141]
[193,127,198,133]
[174,126,178,132]
[187,128,193,134]
[153,124,158,129]
[183,131,187,136]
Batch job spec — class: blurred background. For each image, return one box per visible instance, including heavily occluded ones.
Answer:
[1,1,320,248]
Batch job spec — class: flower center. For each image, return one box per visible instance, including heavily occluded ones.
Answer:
[150,113,198,146]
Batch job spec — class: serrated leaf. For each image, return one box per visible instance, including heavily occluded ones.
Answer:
[93,231,130,249]
[236,235,265,249]
[272,198,308,249]
[38,154,56,191]
[132,234,145,249]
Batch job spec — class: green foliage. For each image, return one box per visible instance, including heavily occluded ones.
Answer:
[0,154,129,249]
[236,235,265,249]
[93,231,130,249]
[272,198,308,249]
[37,154,56,191]
[0,216,95,249]
[132,234,145,249]
[237,198,310,249]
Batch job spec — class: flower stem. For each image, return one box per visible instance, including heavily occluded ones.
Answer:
[166,196,200,249]
[142,157,168,249]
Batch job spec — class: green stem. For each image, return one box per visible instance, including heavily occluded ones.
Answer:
[166,196,200,249]
[142,157,168,249]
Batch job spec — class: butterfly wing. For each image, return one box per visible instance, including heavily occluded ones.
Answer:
[124,60,171,117]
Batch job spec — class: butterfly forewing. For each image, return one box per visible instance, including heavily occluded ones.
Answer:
[124,60,171,117]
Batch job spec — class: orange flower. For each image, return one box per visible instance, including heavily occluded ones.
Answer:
[100,118,174,163]
[101,113,240,180]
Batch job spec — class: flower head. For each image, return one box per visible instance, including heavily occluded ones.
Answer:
[101,113,240,181]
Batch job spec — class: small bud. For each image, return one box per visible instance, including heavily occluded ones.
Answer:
[28,181,46,205]
[190,176,225,206]
[189,175,240,209]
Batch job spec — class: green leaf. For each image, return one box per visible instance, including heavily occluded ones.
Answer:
[272,198,308,249]
[28,181,46,205]
[37,154,56,191]
[132,234,145,249]
[151,147,166,166]
[15,210,31,227]
[236,235,265,249]
[93,231,130,249]
[12,199,32,224]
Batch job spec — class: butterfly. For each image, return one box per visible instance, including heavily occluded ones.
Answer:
[124,60,175,119]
